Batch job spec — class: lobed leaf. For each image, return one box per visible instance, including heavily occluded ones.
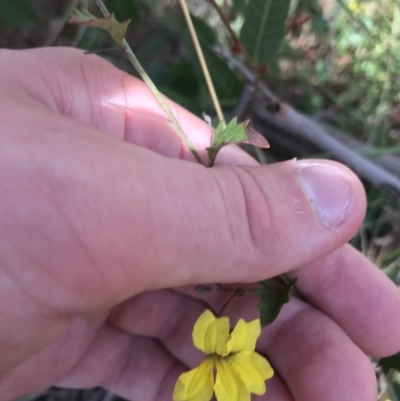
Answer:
[257,278,297,326]
[206,118,269,166]
[69,9,130,49]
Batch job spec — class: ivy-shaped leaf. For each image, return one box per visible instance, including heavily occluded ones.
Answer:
[206,118,269,166]
[69,9,130,50]
[256,278,297,326]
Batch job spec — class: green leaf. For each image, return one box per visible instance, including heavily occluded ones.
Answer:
[166,61,200,98]
[311,13,329,37]
[69,9,130,49]
[229,0,250,17]
[206,118,269,166]
[189,14,216,46]
[0,0,38,30]
[379,352,400,375]
[257,278,297,326]
[240,0,291,65]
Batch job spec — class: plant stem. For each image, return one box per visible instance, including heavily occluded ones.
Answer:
[207,0,257,71]
[178,0,226,128]
[94,0,110,17]
[217,289,243,316]
[122,39,206,164]
[93,0,206,165]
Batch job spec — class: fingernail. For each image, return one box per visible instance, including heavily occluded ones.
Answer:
[295,161,353,230]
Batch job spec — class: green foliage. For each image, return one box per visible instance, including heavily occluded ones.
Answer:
[229,0,249,17]
[206,118,269,166]
[257,278,297,326]
[391,372,400,400]
[70,9,130,49]
[240,0,291,65]
[311,13,329,36]
[380,352,400,375]
[0,0,38,30]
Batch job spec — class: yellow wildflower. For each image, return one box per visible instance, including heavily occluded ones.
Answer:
[173,310,274,401]
[348,0,362,12]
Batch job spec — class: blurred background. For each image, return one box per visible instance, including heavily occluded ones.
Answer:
[1,0,400,400]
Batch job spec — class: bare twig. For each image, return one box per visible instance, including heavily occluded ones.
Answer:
[207,0,256,71]
[94,0,110,17]
[215,47,400,202]
[178,0,225,127]
[213,47,279,103]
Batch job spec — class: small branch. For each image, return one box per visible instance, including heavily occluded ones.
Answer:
[120,40,206,165]
[291,0,310,24]
[94,0,110,17]
[217,289,243,316]
[92,0,206,165]
[215,47,400,202]
[178,0,225,128]
[207,0,256,71]
[213,46,279,103]
[80,0,89,12]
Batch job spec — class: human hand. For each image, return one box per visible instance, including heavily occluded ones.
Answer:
[0,48,399,401]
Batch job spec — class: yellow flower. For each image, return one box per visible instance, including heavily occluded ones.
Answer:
[348,0,362,12]
[173,310,274,401]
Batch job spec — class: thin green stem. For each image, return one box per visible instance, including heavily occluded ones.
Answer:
[121,39,206,164]
[93,0,206,165]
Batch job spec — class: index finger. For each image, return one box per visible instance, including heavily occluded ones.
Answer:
[1,47,256,165]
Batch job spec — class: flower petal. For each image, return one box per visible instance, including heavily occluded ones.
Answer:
[229,350,274,395]
[214,359,250,401]
[193,310,230,355]
[173,358,214,401]
[225,319,261,354]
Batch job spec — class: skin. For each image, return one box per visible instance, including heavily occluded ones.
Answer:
[0,47,399,401]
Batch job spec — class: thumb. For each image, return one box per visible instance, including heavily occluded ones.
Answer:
[0,106,366,315]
